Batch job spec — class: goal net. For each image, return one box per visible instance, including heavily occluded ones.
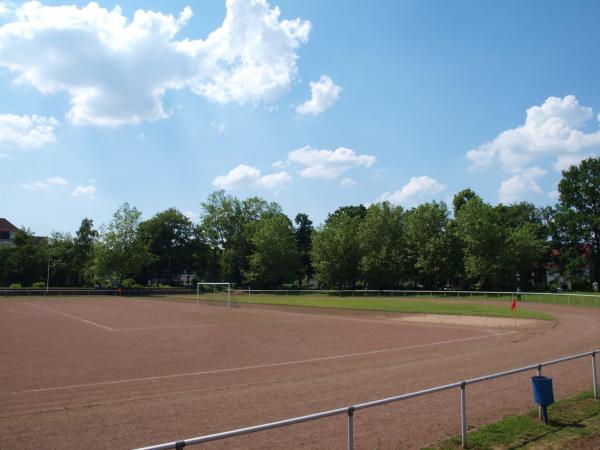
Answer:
[196,282,232,307]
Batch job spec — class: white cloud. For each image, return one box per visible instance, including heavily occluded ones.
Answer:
[22,180,49,191]
[47,176,67,186]
[552,153,592,172]
[22,175,68,191]
[340,177,356,187]
[70,184,96,198]
[213,164,292,190]
[378,176,447,206]
[548,190,559,200]
[296,75,341,116]
[272,160,287,169]
[0,114,58,149]
[466,95,600,174]
[287,146,376,179]
[498,167,546,204]
[0,1,310,127]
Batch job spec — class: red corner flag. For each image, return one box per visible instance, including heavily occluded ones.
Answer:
[511,298,517,313]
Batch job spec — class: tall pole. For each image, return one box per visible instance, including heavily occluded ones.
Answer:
[46,246,51,292]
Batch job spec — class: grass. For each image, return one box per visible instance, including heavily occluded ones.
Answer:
[427,390,600,450]
[197,293,554,320]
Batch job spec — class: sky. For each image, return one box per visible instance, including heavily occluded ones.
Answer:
[1,0,599,235]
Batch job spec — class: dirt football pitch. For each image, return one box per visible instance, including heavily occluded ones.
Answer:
[1,295,599,449]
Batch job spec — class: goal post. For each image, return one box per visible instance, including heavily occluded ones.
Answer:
[196,282,231,307]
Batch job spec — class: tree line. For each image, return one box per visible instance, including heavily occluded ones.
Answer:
[1,157,599,291]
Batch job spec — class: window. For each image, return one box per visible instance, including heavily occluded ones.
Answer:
[0,231,10,240]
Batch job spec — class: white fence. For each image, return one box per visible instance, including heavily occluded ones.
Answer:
[134,349,600,450]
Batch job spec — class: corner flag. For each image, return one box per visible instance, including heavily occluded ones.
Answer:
[511,298,517,313]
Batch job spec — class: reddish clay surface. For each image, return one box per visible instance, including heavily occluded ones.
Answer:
[0,296,599,450]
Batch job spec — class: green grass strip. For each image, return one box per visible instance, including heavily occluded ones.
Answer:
[234,295,553,320]
[428,391,600,450]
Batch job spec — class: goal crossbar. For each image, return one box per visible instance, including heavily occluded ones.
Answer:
[196,282,231,307]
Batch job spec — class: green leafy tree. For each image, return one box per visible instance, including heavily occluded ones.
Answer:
[138,208,195,285]
[312,212,362,289]
[200,191,281,284]
[405,201,460,289]
[556,157,600,285]
[245,214,300,288]
[2,229,47,286]
[294,213,313,287]
[73,218,98,285]
[358,202,405,289]
[48,232,77,286]
[94,203,153,286]
[455,197,504,289]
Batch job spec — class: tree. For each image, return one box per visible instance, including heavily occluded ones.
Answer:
[1,229,47,286]
[452,188,479,216]
[245,214,300,288]
[200,191,281,284]
[455,197,504,289]
[294,213,313,287]
[94,203,153,286]
[312,212,362,289]
[358,202,405,289]
[48,232,77,286]
[556,157,600,285]
[405,201,460,289]
[138,208,195,285]
[73,218,98,285]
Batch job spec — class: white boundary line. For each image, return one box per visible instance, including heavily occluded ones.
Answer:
[12,331,513,394]
[25,302,114,331]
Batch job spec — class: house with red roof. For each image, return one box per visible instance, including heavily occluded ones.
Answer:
[0,218,19,247]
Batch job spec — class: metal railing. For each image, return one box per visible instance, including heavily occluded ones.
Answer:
[0,288,195,297]
[134,349,599,450]
[243,289,600,307]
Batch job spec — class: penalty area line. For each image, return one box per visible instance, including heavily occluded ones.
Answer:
[13,331,513,394]
[25,302,114,331]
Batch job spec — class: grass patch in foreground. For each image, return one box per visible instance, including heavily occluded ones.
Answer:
[427,391,600,450]
[234,295,553,320]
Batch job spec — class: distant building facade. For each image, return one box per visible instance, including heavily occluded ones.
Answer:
[0,218,19,247]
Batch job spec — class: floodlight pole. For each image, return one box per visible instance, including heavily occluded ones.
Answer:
[46,245,51,293]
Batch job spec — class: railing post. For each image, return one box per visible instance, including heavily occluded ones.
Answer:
[347,406,355,450]
[460,382,467,448]
[537,365,543,419]
[593,351,598,401]
[175,440,185,450]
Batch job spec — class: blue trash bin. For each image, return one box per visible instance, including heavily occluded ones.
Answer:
[531,375,554,406]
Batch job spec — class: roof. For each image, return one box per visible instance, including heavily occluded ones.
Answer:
[0,218,19,232]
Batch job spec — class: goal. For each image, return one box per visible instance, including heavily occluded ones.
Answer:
[196,282,232,307]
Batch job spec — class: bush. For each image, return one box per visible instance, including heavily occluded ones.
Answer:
[9,283,22,289]
[32,281,46,288]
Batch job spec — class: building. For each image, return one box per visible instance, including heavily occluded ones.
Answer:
[0,218,19,247]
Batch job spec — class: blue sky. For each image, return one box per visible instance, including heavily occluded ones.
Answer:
[1,0,599,235]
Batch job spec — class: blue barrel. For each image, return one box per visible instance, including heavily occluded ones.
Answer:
[531,376,554,406]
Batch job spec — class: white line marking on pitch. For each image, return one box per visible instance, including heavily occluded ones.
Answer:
[25,302,114,331]
[12,331,513,394]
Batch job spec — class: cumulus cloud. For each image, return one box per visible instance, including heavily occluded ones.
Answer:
[0,114,58,149]
[552,153,593,172]
[70,184,95,198]
[378,176,446,206]
[296,75,341,116]
[0,0,310,127]
[466,95,600,174]
[22,175,68,191]
[213,164,292,190]
[498,167,546,204]
[287,146,376,179]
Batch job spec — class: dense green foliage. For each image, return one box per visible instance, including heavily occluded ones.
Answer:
[0,157,599,290]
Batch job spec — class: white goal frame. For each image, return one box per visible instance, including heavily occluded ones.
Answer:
[196,282,231,307]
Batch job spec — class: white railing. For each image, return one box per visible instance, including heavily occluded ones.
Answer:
[134,349,600,450]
